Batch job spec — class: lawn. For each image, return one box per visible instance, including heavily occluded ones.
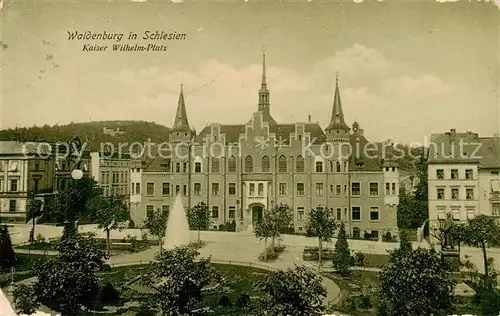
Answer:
[96,262,270,315]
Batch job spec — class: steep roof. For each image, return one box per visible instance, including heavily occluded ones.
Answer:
[195,122,326,145]
[349,134,382,172]
[172,85,191,131]
[477,137,500,168]
[428,131,483,164]
[325,77,350,132]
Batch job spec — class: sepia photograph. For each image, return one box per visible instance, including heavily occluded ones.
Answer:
[0,0,499,315]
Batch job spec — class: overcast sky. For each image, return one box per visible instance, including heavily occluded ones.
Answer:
[1,0,498,143]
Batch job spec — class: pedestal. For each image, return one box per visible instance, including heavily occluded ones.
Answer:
[441,249,460,272]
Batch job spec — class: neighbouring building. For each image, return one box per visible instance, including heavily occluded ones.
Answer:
[135,56,399,237]
[427,130,500,243]
[90,151,131,208]
[52,142,91,192]
[129,158,144,222]
[0,141,55,222]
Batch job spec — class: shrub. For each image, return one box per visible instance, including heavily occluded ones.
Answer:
[218,295,232,307]
[36,233,45,243]
[128,220,135,229]
[259,245,285,262]
[354,252,365,267]
[359,295,372,308]
[343,296,357,311]
[136,303,155,316]
[382,232,394,242]
[218,224,225,231]
[99,281,120,304]
[101,264,112,272]
[235,294,251,309]
[141,231,148,241]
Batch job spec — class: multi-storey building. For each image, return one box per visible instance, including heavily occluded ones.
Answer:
[52,142,91,192]
[129,158,144,220]
[90,151,131,208]
[0,141,55,222]
[135,56,399,237]
[428,130,500,241]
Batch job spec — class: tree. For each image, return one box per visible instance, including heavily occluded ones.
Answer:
[474,273,500,316]
[304,206,336,272]
[379,248,454,316]
[398,229,412,255]
[0,224,16,269]
[273,203,294,245]
[26,197,43,243]
[87,195,129,256]
[145,207,169,255]
[461,215,500,277]
[42,177,102,223]
[13,284,39,315]
[254,210,278,260]
[397,157,428,229]
[332,222,351,276]
[15,232,107,315]
[257,265,327,316]
[140,245,220,315]
[187,202,211,242]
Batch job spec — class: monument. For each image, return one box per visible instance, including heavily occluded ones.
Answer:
[440,212,460,271]
[163,194,191,250]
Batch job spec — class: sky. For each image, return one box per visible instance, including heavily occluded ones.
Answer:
[0,0,499,143]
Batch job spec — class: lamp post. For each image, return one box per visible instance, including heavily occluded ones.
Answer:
[62,137,83,240]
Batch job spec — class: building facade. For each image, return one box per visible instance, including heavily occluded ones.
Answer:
[427,130,500,242]
[90,151,131,208]
[0,141,55,222]
[135,56,399,237]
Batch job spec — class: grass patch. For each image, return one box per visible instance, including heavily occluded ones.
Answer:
[258,245,286,262]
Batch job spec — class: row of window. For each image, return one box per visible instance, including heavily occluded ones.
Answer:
[436,168,474,180]
[436,187,475,200]
[145,181,390,197]
[436,206,476,220]
[102,185,128,197]
[161,157,349,174]
[144,204,380,222]
[0,161,20,172]
[0,179,19,192]
[145,204,236,220]
[100,170,129,184]
[296,206,381,222]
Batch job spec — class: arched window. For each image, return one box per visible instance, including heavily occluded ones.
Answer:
[278,155,287,173]
[228,156,236,173]
[245,155,253,173]
[261,156,270,172]
[296,156,304,173]
[211,157,220,173]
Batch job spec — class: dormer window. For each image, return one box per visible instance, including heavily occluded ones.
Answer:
[356,162,364,168]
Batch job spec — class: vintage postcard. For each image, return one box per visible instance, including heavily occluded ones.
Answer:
[0,0,499,315]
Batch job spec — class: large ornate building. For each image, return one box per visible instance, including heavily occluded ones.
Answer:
[135,56,399,237]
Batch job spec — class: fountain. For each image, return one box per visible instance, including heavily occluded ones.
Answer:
[163,194,191,250]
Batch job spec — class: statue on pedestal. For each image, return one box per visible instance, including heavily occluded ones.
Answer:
[441,212,455,250]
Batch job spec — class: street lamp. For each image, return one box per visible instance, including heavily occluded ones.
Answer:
[62,137,83,240]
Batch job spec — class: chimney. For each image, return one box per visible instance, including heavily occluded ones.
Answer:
[308,115,311,123]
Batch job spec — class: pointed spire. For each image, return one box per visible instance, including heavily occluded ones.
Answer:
[172,84,190,131]
[326,74,349,132]
[261,54,267,87]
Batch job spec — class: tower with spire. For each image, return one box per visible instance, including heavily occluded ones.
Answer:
[170,84,193,143]
[325,74,350,142]
[257,54,277,125]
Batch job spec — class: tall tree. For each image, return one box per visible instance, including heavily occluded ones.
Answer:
[140,245,220,315]
[398,229,412,254]
[254,210,278,260]
[397,157,428,229]
[0,224,16,269]
[305,206,336,272]
[146,207,169,255]
[332,222,352,276]
[273,203,294,245]
[14,232,107,315]
[462,215,500,277]
[87,195,129,256]
[257,265,327,316]
[379,248,454,316]
[187,202,211,242]
[42,177,102,223]
[26,197,43,243]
